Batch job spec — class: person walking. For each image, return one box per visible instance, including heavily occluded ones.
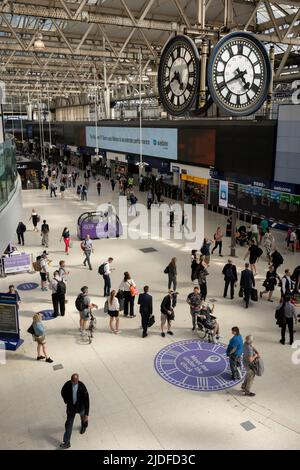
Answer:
[41,219,50,248]
[138,286,153,338]
[289,229,297,253]
[250,222,259,245]
[60,181,66,199]
[101,257,114,297]
[60,374,89,449]
[270,248,284,273]
[241,335,259,397]
[200,237,213,265]
[165,257,177,291]
[180,210,190,233]
[280,269,293,299]
[31,313,53,363]
[119,272,137,318]
[107,290,120,334]
[129,192,138,216]
[240,263,255,308]
[212,226,223,256]
[96,179,101,196]
[81,235,93,270]
[61,227,70,255]
[197,261,209,301]
[263,228,274,262]
[160,291,175,337]
[81,184,88,201]
[260,265,279,302]
[40,251,50,291]
[51,270,66,317]
[260,218,269,244]
[244,239,262,274]
[187,286,202,331]
[29,209,39,232]
[147,190,153,210]
[276,295,298,345]
[222,259,238,299]
[110,178,116,191]
[191,250,199,283]
[226,326,243,380]
[75,286,98,336]
[50,180,57,197]
[16,221,26,245]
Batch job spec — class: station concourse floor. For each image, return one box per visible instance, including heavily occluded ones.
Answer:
[1,175,300,451]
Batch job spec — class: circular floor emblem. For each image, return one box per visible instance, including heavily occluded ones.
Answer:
[17,282,39,291]
[39,310,55,321]
[154,339,245,391]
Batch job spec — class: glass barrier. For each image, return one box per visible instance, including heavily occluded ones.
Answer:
[0,136,17,210]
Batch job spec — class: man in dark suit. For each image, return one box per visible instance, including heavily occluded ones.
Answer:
[138,285,153,338]
[60,373,90,449]
[222,259,238,299]
[240,263,255,308]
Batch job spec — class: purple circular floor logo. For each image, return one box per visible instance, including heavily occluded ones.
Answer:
[17,282,39,291]
[155,339,245,392]
[39,310,55,321]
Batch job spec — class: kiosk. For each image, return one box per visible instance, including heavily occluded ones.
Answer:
[0,293,24,351]
[77,211,123,240]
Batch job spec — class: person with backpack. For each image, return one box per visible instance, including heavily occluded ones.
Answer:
[244,239,263,275]
[106,290,120,334]
[270,248,284,272]
[211,226,223,257]
[129,192,138,216]
[276,295,298,345]
[222,259,238,299]
[41,219,50,248]
[75,286,98,336]
[99,257,114,297]
[61,227,70,255]
[200,237,213,265]
[51,270,66,317]
[16,221,26,245]
[81,235,93,270]
[119,272,137,318]
[242,335,260,397]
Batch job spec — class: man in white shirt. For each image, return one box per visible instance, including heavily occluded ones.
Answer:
[103,257,114,297]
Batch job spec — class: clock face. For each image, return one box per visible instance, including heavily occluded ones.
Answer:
[158,35,200,116]
[207,32,271,116]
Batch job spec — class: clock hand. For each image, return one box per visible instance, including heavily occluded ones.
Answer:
[238,70,250,90]
[225,69,247,86]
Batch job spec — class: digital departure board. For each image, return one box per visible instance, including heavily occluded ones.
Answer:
[209,179,300,226]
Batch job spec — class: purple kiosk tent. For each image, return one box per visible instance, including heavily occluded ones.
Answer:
[77,211,123,240]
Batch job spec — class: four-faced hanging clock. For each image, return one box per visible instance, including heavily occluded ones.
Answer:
[207,31,272,116]
[158,32,271,117]
[157,35,200,116]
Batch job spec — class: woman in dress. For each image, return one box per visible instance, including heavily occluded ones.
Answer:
[29,208,39,232]
[107,290,120,333]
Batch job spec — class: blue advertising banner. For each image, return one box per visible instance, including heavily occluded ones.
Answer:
[85,126,178,160]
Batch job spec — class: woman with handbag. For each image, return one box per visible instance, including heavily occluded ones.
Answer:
[119,272,137,318]
[30,313,53,363]
[106,290,120,334]
[61,227,71,255]
[260,265,279,302]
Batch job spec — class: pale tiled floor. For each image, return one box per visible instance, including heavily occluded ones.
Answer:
[1,174,300,450]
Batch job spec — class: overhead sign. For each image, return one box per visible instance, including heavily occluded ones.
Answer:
[181,174,208,185]
[86,126,178,160]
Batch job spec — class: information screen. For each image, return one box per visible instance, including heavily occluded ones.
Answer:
[209,179,300,225]
[0,303,18,334]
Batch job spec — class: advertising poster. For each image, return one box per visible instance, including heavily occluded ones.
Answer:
[219,180,229,208]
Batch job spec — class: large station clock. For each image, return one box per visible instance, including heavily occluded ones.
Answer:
[207,31,271,116]
[158,35,200,116]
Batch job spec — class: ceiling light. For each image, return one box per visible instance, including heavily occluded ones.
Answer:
[34,33,45,51]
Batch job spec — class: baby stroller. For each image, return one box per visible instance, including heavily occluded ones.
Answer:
[196,312,217,343]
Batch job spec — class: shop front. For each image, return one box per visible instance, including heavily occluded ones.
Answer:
[16,160,42,189]
[180,174,209,205]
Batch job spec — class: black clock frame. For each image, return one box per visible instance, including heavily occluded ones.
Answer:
[158,35,200,116]
[207,31,272,117]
